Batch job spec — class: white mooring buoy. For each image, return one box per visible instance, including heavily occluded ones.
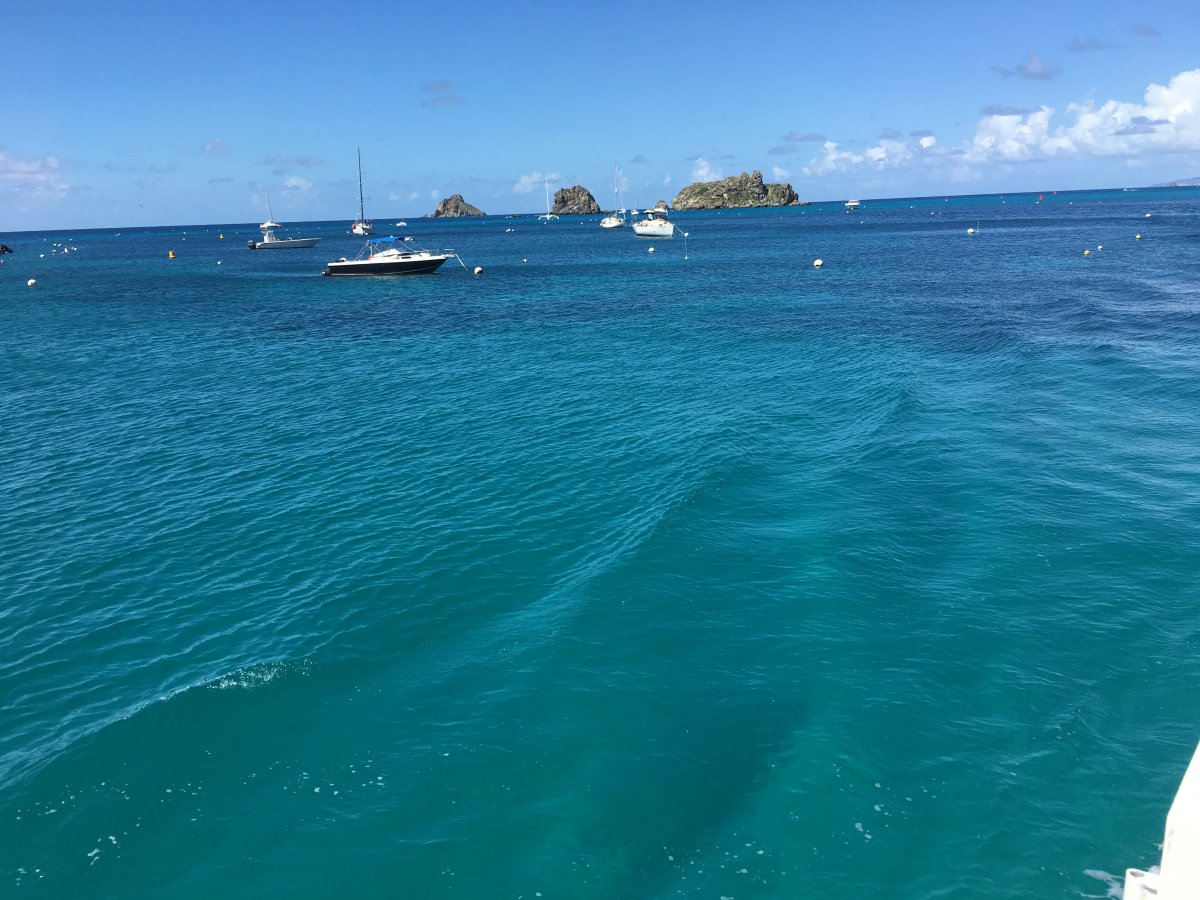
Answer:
[813,259,823,268]
[474,266,483,275]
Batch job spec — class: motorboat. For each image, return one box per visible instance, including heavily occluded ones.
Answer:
[632,205,675,237]
[323,236,455,276]
[845,199,861,210]
[350,147,375,235]
[246,201,320,250]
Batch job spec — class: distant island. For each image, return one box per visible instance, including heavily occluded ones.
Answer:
[552,186,601,216]
[1154,177,1200,187]
[672,170,800,210]
[431,194,486,217]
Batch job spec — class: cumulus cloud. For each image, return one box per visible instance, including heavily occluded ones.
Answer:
[771,165,792,180]
[422,80,464,107]
[203,139,228,155]
[691,158,724,182]
[782,131,826,142]
[257,154,322,168]
[803,139,912,176]
[1067,36,1114,53]
[281,175,312,196]
[963,68,1200,163]
[512,171,560,194]
[981,103,1036,116]
[792,67,1200,183]
[0,151,69,202]
[993,52,1061,80]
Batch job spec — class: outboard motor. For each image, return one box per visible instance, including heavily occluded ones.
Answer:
[246,239,257,249]
[0,244,13,254]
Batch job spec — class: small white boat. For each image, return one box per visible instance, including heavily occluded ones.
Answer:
[350,147,375,235]
[631,205,675,237]
[538,177,559,221]
[323,236,455,276]
[394,221,407,227]
[247,199,320,250]
[600,164,627,229]
[845,199,861,211]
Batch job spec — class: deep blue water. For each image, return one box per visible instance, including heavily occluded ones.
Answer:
[2,189,1199,898]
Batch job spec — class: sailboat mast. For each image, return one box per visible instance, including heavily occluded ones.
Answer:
[357,146,365,220]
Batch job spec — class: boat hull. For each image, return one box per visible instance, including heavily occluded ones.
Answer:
[251,237,321,250]
[323,253,450,276]
[632,221,675,237]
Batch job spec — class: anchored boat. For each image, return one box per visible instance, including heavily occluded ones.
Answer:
[323,236,456,276]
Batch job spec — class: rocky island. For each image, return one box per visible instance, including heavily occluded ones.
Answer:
[431,194,486,217]
[551,185,602,216]
[671,170,800,210]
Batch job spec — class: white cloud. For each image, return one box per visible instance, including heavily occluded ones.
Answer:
[282,175,311,194]
[203,138,228,155]
[662,174,673,186]
[771,165,792,180]
[963,68,1200,163]
[691,158,723,182]
[408,190,419,201]
[796,67,1200,180]
[430,189,440,200]
[512,171,560,194]
[0,151,69,202]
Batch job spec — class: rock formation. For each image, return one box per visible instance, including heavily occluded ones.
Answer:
[671,170,799,210]
[431,194,486,217]
[551,185,602,215]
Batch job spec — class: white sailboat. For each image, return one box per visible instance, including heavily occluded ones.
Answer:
[538,178,559,221]
[600,165,627,229]
[350,147,375,235]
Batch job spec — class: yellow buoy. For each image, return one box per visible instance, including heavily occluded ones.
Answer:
[1083,249,1090,256]
[219,234,224,239]
[168,250,176,259]
[1136,234,1142,240]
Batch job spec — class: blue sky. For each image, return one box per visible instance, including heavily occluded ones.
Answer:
[3,0,1199,230]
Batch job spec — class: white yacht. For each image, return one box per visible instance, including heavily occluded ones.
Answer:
[845,199,861,211]
[350,147,375,235]
[631,205,675,237]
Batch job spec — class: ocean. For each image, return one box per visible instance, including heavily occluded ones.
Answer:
[2,189,1198,898]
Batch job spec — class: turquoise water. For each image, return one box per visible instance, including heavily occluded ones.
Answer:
[2,190,1198,898]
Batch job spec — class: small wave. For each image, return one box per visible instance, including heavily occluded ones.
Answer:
[206,658,311,691]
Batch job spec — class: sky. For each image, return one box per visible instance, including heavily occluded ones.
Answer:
[2,0,1199,230]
